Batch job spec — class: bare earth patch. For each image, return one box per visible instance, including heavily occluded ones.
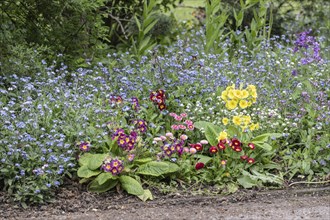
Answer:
[1,180,329,220]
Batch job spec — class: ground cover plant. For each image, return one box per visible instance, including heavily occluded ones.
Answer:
[0,0,329,208]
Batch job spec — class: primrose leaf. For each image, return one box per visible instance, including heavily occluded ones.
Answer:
[96,172,117,185]
[88,154,108,170]
[254,142,273,151]
[77,165,101,178]
[78,153,93,166]
[119,175,144,196]
[88,178,118,193]
[136,161,179,177]
[237,175,258,188]
[137,189,154,202]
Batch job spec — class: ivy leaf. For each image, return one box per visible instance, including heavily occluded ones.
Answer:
[137,189,154,202]
[77,165,101,178]
[88,178,118,193]
[136,161,179,177]
[119,175,144,196]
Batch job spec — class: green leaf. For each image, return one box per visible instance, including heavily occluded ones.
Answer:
[254,142,273,151]
[88,178,118,193]
[133,158,153,165]
[136,161,179,177]
[251,133,282,143]
[96,172,117,185]
[194,121,222,146]
[119,175,144,196]
[88,154,107,170]
[227,125,240,137]
[78,153,93,166]
[195,155,212,165]
[77,165,101,178]
[237,175,258,188]
[137,189,154,202]
[250,170,283,185]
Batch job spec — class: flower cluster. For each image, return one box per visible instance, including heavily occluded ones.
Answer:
[293,30,321,64]
[112,128,138,151]
[150,89,166,111]
[153,133,187,158]
[222,115,259,131]
[221,84,257,110]
[132,119,147,133]
[109,95,123,105]
[102,157,124,175]
[216,136,256,164]
[169,112,195,131]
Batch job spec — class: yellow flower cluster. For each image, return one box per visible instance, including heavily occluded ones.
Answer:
[222,116,259,131]
[221,84,257,110]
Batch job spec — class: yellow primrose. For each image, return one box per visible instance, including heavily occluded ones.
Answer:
[232,115,241,125]
[234,90,243,99]
[226,99,238,110]
[239,99,248,109]
[227,90,235,99]
[218,131,228,141]
[221,91,228,101]
[241,90,249,99]
[222,117,229,125]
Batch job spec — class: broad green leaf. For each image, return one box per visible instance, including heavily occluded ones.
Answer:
[119,175,144,196]
[136,161,179,177]
[194,121,222,146]
[78,153,93,166]
[96,172,117,185]
[77,165,101,178]
[88,178,118,193]
[133,158,153,165]
[226,125,240,137]
[251,133,282,143]
[195,155,212,165]
[237,175,258,188]
[254,142,272,151]
[250,170,283,185]
[137,189,154,202]
[88,154,107,170]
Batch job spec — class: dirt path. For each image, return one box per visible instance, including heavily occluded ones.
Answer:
[4,186,329,220]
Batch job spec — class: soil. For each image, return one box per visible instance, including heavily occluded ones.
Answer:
[1,179,329,220]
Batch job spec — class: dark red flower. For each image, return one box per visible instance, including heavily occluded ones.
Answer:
[194,143,203,151]
[158,103,166,111]
[217,142,226,150]
[195,162,205,170]
[209,146,218,154]
[247,158,255,164]
[234,146,242,152]
[248,143,255,150]
[231,138,241,147]
[240,155,248,160]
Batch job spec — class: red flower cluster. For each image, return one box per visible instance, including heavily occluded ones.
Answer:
[150,89,166,111]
